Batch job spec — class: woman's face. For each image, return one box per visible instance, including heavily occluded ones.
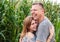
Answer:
[30,20,38,32]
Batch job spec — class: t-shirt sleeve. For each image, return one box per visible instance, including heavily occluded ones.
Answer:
[36,24,48,42]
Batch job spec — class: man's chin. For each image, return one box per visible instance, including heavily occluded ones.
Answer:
[34,18,37,20]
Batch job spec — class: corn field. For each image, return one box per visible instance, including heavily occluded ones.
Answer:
[0,0,60,42]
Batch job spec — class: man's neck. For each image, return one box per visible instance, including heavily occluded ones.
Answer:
[39,16,45,23]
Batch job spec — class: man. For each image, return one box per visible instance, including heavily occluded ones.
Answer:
[30,3,55,42]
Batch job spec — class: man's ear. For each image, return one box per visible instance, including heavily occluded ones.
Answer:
[41,8,45,15]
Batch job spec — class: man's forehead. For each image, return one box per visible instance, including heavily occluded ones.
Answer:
[31,5,42,9]
[32,5,40,8]
[30,6,38,11]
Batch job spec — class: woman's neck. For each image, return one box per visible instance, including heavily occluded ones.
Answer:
[27,32,34,38]
[29,30,33,33]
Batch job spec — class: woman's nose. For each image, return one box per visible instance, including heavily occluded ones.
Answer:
[34,24,37,26]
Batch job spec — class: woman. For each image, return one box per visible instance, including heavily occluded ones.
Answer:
[19,16,54,42]
[20,16,38,42]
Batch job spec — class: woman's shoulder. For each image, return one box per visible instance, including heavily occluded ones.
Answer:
[22,32,36,42]
[22,32,34,39]
[27,32,35,39]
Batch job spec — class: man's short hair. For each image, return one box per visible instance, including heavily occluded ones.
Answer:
[32,2,44,9]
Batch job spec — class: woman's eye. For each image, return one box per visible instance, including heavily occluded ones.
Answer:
[31,23,34,25]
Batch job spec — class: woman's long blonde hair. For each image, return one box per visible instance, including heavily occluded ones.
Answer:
[20,16,33,39]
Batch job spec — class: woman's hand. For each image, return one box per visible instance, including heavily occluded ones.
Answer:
[19,38,22,42]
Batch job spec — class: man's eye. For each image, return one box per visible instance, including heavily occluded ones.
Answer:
[34,9,37,11]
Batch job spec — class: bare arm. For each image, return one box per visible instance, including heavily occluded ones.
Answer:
[46,26,54,42]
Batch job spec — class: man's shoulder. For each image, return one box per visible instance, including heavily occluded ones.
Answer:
[39,17,53,27]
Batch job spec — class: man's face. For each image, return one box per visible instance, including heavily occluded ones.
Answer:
[30,5,44,21]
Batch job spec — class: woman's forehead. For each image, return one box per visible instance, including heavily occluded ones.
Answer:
[31,20,38,23]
